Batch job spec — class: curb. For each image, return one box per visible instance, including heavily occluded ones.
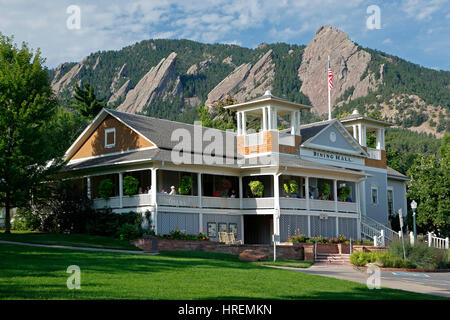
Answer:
[354,265,450,273]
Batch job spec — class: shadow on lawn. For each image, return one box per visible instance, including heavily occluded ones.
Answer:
[0,244,257,276]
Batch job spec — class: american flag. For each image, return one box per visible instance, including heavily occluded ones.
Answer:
[328,60,333,90]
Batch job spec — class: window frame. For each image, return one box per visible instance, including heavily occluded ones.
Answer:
[104,128,116,148]
[387,187,394,216]
[371,185,379,205]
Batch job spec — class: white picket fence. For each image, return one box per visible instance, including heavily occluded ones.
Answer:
[426,233,449,249]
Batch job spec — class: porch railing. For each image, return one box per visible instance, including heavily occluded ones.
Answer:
[367,147,381,160]
[157,194,199,208]
[202,196,240,209]
[310,199,335,212]
[242,197,274,209]
[280,198,307,210]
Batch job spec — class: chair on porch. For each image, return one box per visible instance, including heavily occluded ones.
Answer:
[218,232,229,244]
[227,232,243,245]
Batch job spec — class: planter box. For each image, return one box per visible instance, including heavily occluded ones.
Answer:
[338,244,350,254]
[316,244,339,254]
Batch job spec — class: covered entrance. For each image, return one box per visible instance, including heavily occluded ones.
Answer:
[243,215,273,244]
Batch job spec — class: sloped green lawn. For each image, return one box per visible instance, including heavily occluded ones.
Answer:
[0,231,140,251]
[0,244,442,300]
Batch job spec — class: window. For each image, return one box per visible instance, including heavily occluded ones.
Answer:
[387,188,394,216]
[371,186,378,205]
[105,128,116,148]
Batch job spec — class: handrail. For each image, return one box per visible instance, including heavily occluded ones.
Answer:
[361,215,398,241]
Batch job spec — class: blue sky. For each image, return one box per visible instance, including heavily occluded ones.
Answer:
[0,0,449,70]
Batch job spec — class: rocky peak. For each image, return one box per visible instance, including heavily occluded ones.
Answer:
[117,52,182,114]
[298,25,374,114]
[51,61,85,95]
[206,49,275,106]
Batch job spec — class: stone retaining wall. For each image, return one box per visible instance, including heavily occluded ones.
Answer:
[131,238,311,260]
[131,238,383,261]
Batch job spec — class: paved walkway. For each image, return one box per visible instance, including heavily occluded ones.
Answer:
[267,264,450,298]
[0,240,157,255]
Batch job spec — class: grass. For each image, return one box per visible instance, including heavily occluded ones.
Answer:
[0,230,140,251]
[0,244,442,300]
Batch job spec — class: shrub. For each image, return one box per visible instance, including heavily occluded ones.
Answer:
[98,178,114,200]
[338,185,351,201]
[123,176,139,196]
[86,209,143,238]
[116,223,142,240]
[13,181,94,233]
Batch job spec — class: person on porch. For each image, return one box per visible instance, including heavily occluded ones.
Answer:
[169,186,177,195]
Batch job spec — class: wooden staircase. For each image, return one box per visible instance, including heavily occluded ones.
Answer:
[315,253,351,265]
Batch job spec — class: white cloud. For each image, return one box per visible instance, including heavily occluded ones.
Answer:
[0,0,448,71]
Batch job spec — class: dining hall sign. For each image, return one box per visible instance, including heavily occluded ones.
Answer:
[312,150,354,163]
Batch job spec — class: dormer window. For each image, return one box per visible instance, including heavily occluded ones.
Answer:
[105,128,116,148]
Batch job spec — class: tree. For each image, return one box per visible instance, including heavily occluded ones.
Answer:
[406,135,450,237]
[0,35,64,233]
[197,96,237,130]
[71,82,105,120]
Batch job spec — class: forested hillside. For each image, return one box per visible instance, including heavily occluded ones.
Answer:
[49,26,449,137]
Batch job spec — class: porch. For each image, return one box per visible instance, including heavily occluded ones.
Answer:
[84,170,359,215]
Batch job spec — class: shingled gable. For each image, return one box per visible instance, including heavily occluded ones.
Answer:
[65,108,157,162]
[300,119,368,157]
[65,108,239,163]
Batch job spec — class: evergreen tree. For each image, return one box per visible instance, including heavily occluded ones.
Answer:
[71,82,105,120]
[0,35,64,233]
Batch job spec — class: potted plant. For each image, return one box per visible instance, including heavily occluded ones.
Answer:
[283,179,298,197]
[338,185,351,201]
[98,178,114,201]
[318,180,331,200]
[178,175,192,195]
[248,180,264,197]
[123,175,139,196]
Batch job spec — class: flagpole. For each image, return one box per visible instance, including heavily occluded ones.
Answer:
[328,55,332,120]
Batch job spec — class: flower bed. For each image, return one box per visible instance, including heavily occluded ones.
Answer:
[287,230,373,246]
[144,226,209,241]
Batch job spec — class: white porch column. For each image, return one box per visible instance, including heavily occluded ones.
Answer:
[119,172,123,208]
[239,176,243,210]
[267,106,272,130]
[355,180,361,239]
[151,168,158,234]
[197,172,203,233]
[305,177,310,211]
[86,177,92,199]
[197,172,202,208]
[333,179,338,212]
[242,111,246,135]
[273,173,281,244]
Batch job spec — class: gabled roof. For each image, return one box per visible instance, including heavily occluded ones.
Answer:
[339,112,392,127]
[64,108,238,161]
[224,91,312,111]
[387,167,410,181]
[300,119,369,157]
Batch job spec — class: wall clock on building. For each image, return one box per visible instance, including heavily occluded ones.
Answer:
[329,131,336,143]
